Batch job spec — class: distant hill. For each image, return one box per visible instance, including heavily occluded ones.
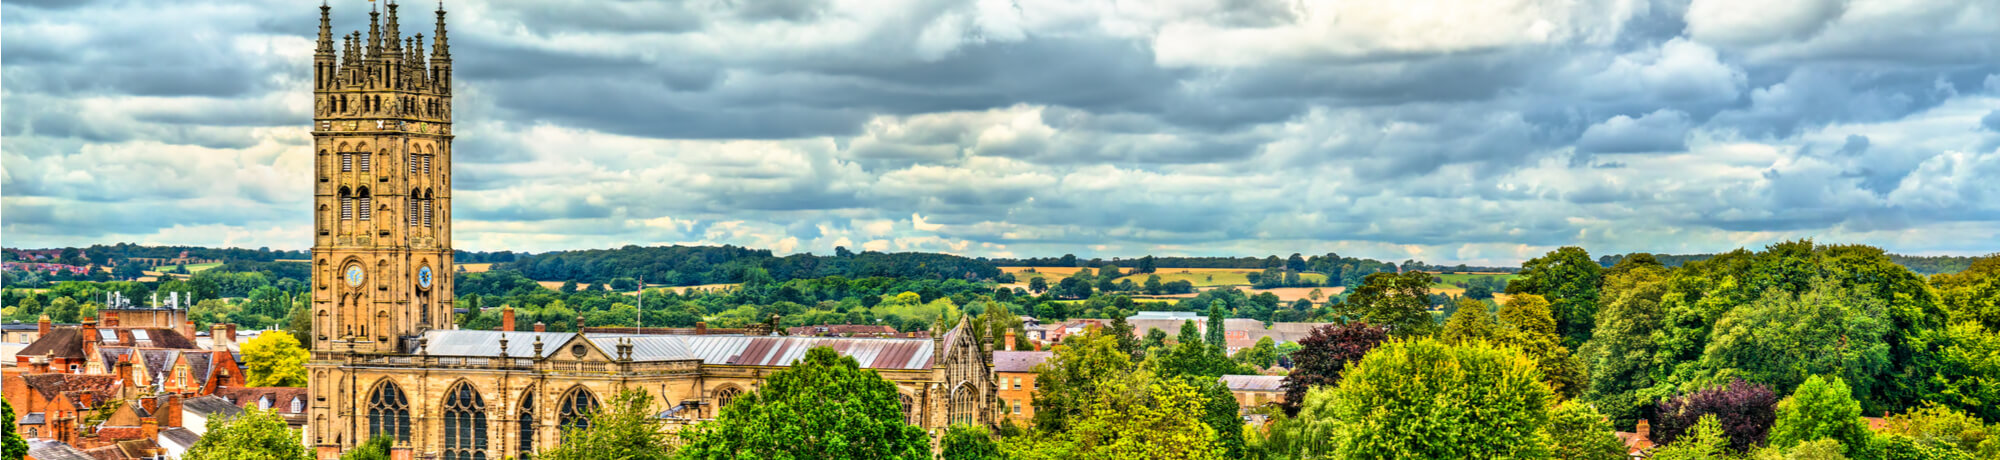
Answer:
[494,245,1002,286]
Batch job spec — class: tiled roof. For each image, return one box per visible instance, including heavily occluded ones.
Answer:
[1219,374,1285,391]
[19,327,85,359]
[21,374,119,400]
[214,387,309,414]
[92,426,145,440]
[992,351,1052,373]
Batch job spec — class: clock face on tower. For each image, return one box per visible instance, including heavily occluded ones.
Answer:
[418,266,433,289]
[345,265,366,287]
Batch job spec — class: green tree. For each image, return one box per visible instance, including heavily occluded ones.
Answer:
[1548,400,1628,460]
[1029,277,1048,294]
[1580,262,1671,427]
[1301,338,1555,459]
[1700,281,1890,405]
[540,389,675,460]
[1507,246,1604,347]
[1198,378,1246,458]
[241,332,309,387]
[942,424,1003,460]
[1232,336,1278,369]
[678,347,928,459]
[2,394,25,460]
[1497,293,1588,399]
[1769,376,1871,456]
[45,296,78,323]
[14,297,40,318]
[1877,404,1997,457]
[285,293,312,346]
[1340,271,1437,336]
[340,437,391,460]
[1441,297,1498,343]
[560,279,578,293]
[1107,313,1139,359]
[1005,370,1220,460]
[1650,415,1730,460]
[184,409,311,460]
[1205,301,1227,350]
[1033,329,1137,432]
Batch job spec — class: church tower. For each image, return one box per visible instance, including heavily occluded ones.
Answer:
[309,0,453,355]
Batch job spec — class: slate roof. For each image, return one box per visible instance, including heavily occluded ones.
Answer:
[18,327,85,359]
[20,374,119,400]
[1219,374,1286,392]
[21,412,46,425]
[784,324,901,337]
[992,351,1052,373]
[26,439,94,460]
[420,328,945,370]
[159,427,200,447]
[181,395,243,418]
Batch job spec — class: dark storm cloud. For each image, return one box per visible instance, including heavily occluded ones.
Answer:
[4,0,1999,261]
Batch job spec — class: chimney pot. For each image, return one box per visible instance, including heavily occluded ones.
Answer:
[1637,419,1651,441]
[1004,330,1017,351]
[501,307,516,332]
[38,314,51,336]
[533,322,546,333]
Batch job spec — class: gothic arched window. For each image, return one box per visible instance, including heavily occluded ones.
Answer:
[715,387,741,411]
[517,387,537,456]
[441,381,487,460]
[557,386,598,431]
[900,394,917,426]
[367,380,411,443]
[950,383,975,426]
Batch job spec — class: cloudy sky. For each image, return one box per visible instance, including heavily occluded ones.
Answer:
[4,0,2000,265]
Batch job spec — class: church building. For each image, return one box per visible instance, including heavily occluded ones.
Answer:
[303,3,997,459]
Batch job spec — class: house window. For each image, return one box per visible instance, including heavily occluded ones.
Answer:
[1013,377,1022,390]
[1013,400,1022,415]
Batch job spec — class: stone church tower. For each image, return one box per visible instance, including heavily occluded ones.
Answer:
[308,0,454,355]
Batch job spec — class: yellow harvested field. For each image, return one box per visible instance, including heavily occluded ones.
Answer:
[457,263,493,273]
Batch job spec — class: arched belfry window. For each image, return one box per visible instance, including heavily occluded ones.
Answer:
[557,386,598,431]
[357,187,373,220]
[517,386,537,456]
[408,189,421,227]
[342,152,354,172]
[441,381,488,460]
[950,383,975,426]
[367,380,412,443]
[423,189,435,227]
[339,187,354,220]
[360,151,372,172]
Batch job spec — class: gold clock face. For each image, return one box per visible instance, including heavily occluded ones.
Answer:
[345,265,366,287]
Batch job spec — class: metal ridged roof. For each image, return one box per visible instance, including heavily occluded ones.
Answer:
[424,330,938,370]
[1219,374,1285,391]
[421,330,576,358]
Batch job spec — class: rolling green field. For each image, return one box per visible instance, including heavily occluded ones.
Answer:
[1115,269,1328,287]
[180,262,223,272]
[1433,273,1519,284]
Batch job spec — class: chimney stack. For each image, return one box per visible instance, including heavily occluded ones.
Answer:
[103,311,119,327]
[81,317,99,344]
[38,314,50,337]
[163,394,183,428]
[141,418,159,440]
[210,324,233,351]
[182,320,197,342]
[533,322,546,333]
[1004,330,1017,351]
[226,324,237,343]
[695,322,708,335]
[502,307,516,332]
[1637,419,1651,441]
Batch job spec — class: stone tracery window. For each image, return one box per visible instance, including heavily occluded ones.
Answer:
[557,386,598,431]
[367,380,411,443]
[517,387,537,456]
[950,383,976,426]
[900,394,917,425]
[441,381,487,460]
[714,387,741,411]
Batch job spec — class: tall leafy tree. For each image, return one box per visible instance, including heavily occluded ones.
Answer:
[679,347,928,459]
[241,332,309,387]
[2,395,25,460]
[184,409,311,460]
[1279,322,1388,416]
[1507,246,1603,347]
[1005,370,1220,460]
[1698,280,1890,407]
[1031,329,1136,432]
[1297,338,1555,459]
[541,390,675,460]
[1340,271,1437,336]
[941,424,1003,460]
[1580,262,1671,428]
[1205,301,1227,350]
[1768,375,1872,456]
[1547,401,1628,460]
[1440,297,1498,344]
[1496,294,1588,399]
[1106,313,1139,359]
